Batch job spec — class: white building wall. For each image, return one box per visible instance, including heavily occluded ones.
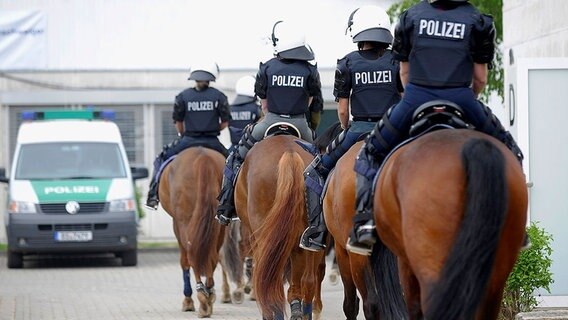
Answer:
[503,0,568,304]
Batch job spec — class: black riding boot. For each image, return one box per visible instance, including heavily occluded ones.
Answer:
[299,155,329,252]
[216,152,243,226]
[145,178,159,210]
[348,142,385,256]
[145,155,163,211]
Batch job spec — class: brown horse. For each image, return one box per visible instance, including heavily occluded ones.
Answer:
[372,129,528,319]
[219,220,255,304]
[159,146,226,318]
[235,134,326,320]
[323,140,383,320]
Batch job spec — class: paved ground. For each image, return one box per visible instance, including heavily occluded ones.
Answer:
[0,248,358,320]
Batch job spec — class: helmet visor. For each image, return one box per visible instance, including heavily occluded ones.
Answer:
[278,45,315,61]
[232,95,256,105]
[353,28,393,44]
[188,70,216,81]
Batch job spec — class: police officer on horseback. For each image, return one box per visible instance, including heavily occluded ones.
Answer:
[348,0,525,255]
[216,20,322,226]
[228,75,262,151]
[299,5,404,252]
[145,61,230,210]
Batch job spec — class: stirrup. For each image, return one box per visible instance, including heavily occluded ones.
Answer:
[299,227,326,252]
[346,222,376,256]
[144,198,159,211]
[346,237,373,256]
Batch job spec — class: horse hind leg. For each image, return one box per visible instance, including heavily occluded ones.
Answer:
[231,278,246,304]
[220,268,232,303]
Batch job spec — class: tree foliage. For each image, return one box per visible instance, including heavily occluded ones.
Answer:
[387,0,504,102]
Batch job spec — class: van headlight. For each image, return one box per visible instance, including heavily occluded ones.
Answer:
[9,201,37,213]
[109,199,136,212]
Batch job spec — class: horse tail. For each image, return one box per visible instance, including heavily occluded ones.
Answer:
[220,221,243,283]
[426,138,507,320]
[253,151,306,317]
[189,152,222,274]
[370,237,409,319]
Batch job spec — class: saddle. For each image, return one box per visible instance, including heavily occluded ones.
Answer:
[409,99,472,137]
[264,122,302,138]
[371,99,474,194]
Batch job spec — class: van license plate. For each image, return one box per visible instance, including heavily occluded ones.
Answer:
[54,231,93,242]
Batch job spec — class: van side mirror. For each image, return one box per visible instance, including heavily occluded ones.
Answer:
[131,167,149,180]
[0,168,8,183]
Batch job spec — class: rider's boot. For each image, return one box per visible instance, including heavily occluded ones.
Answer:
[216,124,258,226]
[348,140,386,256]
[144,156,163,210]
[300,155,329,251]
[216,151,242,226]
[145,178,159,210]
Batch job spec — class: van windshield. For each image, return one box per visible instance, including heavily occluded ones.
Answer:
[15,142,127,180]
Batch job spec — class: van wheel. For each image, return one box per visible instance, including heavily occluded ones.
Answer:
[7,251,23,269]
[121,250,137,267]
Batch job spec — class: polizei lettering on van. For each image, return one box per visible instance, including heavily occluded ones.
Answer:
[187,101,216,111]
[354,70,392,85]
[418,19,466,39]
[45,186,101,194]
[271,75,305,87]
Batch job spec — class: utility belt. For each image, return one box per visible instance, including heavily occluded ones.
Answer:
[184,131,219,137]
[352,116,381,122]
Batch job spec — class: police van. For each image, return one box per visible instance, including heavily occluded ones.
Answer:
[0,110,148,268]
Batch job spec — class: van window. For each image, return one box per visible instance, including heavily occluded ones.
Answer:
[15,142,127,180]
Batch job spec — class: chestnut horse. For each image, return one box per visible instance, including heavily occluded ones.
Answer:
[159,146,226,318]
[235,134,326,320]
[313,122,400,319]
[372,129,528,319]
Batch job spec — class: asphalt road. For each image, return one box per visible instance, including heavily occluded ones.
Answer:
[0,248,359,320]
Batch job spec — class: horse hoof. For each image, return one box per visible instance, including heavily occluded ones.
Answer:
[182,297,195,312]
[221,293,232,304]
[232,290,244,304]
[249,289,256,301]
[197,292,212,318]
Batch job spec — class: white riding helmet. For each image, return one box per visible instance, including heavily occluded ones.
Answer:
[188,60,220,82]
[233,75,257,105]
[271,20,315,61]
[346,5,393,44]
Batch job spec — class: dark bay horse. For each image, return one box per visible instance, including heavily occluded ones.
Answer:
[235,134,326,320]
[159,146,226,318]
[373,129,528,319]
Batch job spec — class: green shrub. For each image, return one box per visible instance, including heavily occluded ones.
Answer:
[135,184,145,220]
[499,222,554,319]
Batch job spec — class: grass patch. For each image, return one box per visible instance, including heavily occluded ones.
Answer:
[0,243,6,252]
[138,241,178,249]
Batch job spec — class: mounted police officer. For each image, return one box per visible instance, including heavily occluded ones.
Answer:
[216,20,322,226]
[145,61,230,210]
[299,5,403,252]
[228,75,262,151]
[348,0,525,255]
